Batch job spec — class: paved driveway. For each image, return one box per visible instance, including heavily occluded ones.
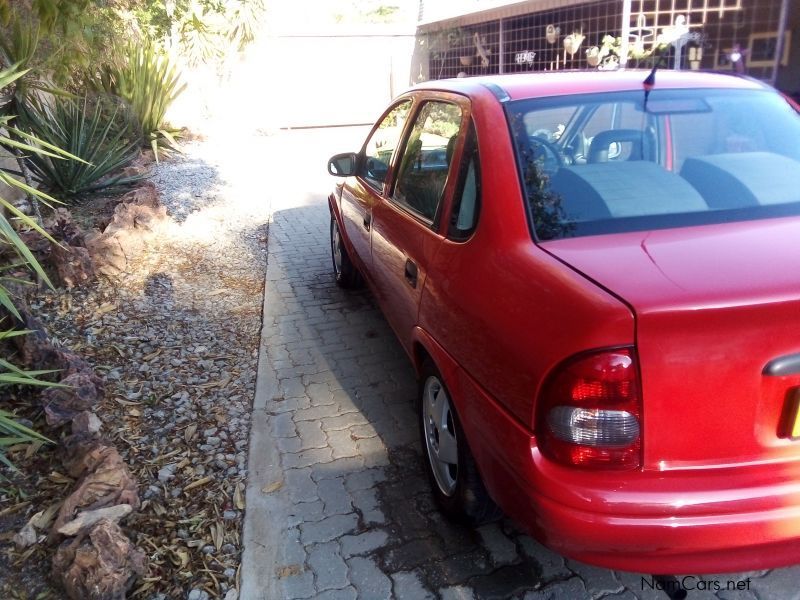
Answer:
[241,128,800,600]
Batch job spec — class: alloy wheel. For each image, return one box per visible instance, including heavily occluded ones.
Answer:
[423,375,459,496]
[331,219,343,276]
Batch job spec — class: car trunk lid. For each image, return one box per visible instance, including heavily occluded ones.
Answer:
[542,217,800,471]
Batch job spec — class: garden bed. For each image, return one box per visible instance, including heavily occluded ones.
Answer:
[0,142,268,599]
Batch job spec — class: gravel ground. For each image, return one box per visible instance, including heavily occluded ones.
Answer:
[35,137,271,599]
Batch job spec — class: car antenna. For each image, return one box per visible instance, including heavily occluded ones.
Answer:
[643,47,669,110]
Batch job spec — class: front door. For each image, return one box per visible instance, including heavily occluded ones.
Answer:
[370,97,468,352]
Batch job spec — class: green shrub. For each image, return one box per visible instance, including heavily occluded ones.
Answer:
[19,94,143,197]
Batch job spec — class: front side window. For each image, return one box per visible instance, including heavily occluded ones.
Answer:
[392,101,463,223]
[361,100,412,191]
[507,89,800,240]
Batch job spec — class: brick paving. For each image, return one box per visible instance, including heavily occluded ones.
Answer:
[248,129,800,600]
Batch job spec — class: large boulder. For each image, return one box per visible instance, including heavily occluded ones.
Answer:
[41,372,102,427]
[86,182,167,277]
[52,519,146,600]
[50,439,140,541]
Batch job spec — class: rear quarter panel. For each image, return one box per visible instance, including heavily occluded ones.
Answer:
[417,88,635,474]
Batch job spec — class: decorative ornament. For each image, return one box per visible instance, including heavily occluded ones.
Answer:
[599,55,620,71]
[586,46,601,67]
[629,13,654,55]
[474,32,491,67]
[658,16,702,69]
[728,43,747,74]
[546,25,560,45]
[658,15,690,46]
[563,31,585,57]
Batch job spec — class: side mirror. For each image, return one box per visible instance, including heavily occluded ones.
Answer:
[328,152,358,177]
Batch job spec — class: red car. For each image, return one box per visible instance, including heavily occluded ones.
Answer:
[326,70,800,574]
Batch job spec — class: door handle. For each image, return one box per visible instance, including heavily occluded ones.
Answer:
[363,213,371,231]
[404,259,418,288]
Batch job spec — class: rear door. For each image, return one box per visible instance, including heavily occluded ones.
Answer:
[370,94,469,352]
[340,100,412,275]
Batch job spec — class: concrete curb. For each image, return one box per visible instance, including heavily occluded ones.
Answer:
[240,203,285,600]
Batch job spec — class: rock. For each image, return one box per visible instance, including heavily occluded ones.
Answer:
[158,463,177,483]
[11,309,103,385]
[58,504,133,536]
[188,589,210,600]
[84,181,168,278]
[51,442,140,541]
[50,243,95,289]
[72,411,102,434]
[14,209,94,289]
[104,182,166,236]
[224,589,238,600]
[85,231,128,277]
[120,165,148,179]
[52,519,146,600]
[42,372,102,427]
[45,208,87,247]
[222,510,238,521]
[13,520,38,549]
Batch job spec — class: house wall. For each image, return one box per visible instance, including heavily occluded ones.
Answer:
[256,32,417,129]
[417,0,795,92]
[167,27,416,134]
[776,0,799,97]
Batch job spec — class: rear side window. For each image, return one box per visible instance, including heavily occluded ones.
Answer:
[360,100,411,191]
[392,101,463,223]
[449,122,481,240]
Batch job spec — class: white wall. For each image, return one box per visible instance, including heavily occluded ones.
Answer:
[168,28,416,134]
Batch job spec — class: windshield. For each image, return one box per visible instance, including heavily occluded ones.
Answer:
[507,88,800,240]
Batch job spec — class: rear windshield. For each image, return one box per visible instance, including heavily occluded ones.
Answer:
[506,88,800,240]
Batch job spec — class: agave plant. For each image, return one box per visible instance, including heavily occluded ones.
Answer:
[18,94,143,197]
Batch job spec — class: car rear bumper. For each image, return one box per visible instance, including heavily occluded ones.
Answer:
[457,369,800,574]
[530,466,800,573]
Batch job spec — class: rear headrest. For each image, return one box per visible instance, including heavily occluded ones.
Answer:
[589,129,644,163]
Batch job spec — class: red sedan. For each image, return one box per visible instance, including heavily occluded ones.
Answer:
[326,70,800,574]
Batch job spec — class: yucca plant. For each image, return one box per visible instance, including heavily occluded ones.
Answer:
[18,94,143,197]
[0,408,52,472]
[0,64,79,473]
[90,42,186,160]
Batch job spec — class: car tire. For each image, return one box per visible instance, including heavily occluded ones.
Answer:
[330,215,361,289]
[418,360,501,525]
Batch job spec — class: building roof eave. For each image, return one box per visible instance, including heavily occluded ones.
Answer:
[416,0,601,32]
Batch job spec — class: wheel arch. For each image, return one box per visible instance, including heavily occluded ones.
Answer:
[328,190,358,260]
[412,326,504,521]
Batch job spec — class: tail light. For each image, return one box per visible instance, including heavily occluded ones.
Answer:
[536,348,642,469]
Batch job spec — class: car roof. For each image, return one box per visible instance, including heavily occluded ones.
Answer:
[410,69,768,102]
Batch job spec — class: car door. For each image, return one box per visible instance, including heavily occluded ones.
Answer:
[370,95,469,352]
[340,100,411,276]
